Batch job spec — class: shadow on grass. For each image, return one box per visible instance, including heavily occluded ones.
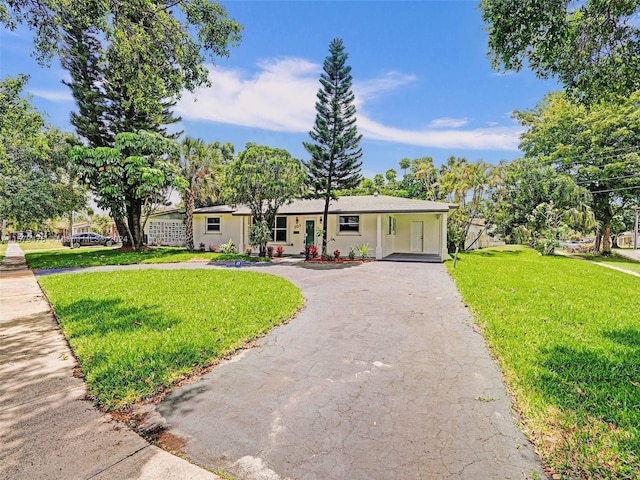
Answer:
[54,298,176,337]
[535,328,640,434]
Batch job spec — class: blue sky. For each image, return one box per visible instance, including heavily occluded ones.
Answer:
[1,0,559,177]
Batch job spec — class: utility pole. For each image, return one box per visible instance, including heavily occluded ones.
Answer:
[634,206,638,250]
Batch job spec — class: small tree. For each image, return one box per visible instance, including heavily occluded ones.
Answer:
[303,38,363,257]
[223,144,305,257]
[69,131,183,249]
[177,137,231,251]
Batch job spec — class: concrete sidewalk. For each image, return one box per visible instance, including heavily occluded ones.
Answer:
[616,248,640,262]
[0,242,217,480]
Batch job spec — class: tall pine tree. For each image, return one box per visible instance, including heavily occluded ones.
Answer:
[304,38,363,256]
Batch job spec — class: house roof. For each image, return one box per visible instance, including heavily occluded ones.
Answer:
[194,205,237,214]
[194,195,456,216]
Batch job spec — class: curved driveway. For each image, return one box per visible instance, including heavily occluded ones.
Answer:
[151,261,544,480]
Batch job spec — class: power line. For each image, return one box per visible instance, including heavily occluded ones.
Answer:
[577,173,640,185]
[589,185,640,194]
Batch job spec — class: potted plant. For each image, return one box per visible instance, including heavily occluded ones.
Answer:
[275,245,284,257]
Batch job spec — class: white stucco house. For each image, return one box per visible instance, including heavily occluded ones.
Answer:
[145,195,457,262]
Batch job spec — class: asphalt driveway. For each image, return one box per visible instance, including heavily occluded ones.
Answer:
[154,261,544,480]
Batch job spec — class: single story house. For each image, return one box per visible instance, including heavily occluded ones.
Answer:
[145,195,457,262]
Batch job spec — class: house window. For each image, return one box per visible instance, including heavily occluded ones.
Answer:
[339,215,360,233]
[272,216,287,242]
[206,217,221,233]
[388,216,396,235]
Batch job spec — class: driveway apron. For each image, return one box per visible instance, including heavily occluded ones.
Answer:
[155,261,544,480]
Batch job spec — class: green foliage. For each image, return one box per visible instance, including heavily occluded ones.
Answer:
[177,137,232,250]
[69,130,181,249]
[355,243,372,259]
[481,0,640,103]
[494,158,596,253]
[3,0,243,146]
[38,269,302,410]
[448,246,640,477]
[218,238,236,254]
[515,90,640,252]
[224,143,305,255]
[248,221,272,257]
[0,75,86,226]
[304,38,363,256]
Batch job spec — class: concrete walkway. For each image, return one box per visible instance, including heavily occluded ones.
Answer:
[0,243,218,480]
[616,248,640,262]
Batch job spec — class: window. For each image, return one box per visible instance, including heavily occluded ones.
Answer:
[388,216,396,235]
[206,217,221,233]
[339,215,360,233]
[272,216,287,242]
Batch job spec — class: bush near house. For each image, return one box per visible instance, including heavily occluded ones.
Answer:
[447,246,640,478]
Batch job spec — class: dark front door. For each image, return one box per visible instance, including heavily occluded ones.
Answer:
[305,220,315,247]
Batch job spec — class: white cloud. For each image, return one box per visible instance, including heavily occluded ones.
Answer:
[176,57,521,151]
[428,117,468,129]
[30,89,73,102]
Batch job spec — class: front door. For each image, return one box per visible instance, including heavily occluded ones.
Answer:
[305,220,315,247]
[411,221,423,252]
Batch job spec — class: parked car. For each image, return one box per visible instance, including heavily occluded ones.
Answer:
[62,232,116,248]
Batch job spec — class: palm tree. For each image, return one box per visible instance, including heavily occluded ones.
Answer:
[177,137,224,251]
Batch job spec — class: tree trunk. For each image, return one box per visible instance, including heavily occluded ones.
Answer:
[185,189,194,251]
[113,216,131,248]
[322,196,330,257]
[128,199,143,249]
[594,231,602,253]
[602,227,612,253]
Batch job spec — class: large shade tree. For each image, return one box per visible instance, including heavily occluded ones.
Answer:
[515,90,640,252]
[69,131,183,249]
[223,144,305,257]
[481,0,640,103]
[2,0,242,245]
[0,75,85,232]
[304,38,363,257]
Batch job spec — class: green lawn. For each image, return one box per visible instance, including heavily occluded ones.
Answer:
[447,246,640,479]
[18,239,69,251]
[26,246,267,270]
[0,242,7,262]
[38,269,303,411]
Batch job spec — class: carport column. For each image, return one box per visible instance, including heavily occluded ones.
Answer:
[441,213,448,261]
[376,215,383,259]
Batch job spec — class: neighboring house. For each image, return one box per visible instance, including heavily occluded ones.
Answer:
[617,231,637,249]
[145,208,186,247]
[465,219,505,251]
[146,195,456,262]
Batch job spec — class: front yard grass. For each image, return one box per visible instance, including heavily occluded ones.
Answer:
[19,239,68,252]
[38,269,303,411]
[0,242,7,261]
[447,246,640,479]
[26,246,265,270]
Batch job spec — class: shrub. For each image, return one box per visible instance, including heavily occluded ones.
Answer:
[333,249,340,259]
[199,242,206,251]
[356,243,371,259]
[275,245,284,257]
[209,244,217,252]
[267,246,274,257]
[245,246,252,255]
[324,253,334,261]
[219,239,236,254]
[309,245,318,258]
[348,248,356,260]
